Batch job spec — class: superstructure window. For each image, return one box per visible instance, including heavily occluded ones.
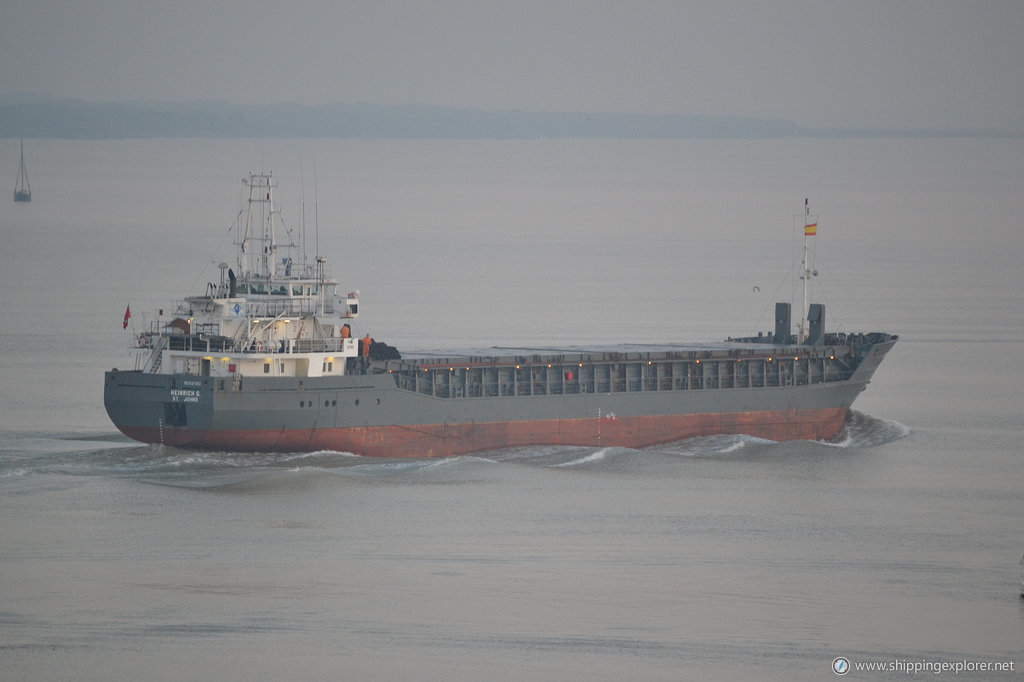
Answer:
[264,363,270,374]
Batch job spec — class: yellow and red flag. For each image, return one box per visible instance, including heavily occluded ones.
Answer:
[804,222,818,236]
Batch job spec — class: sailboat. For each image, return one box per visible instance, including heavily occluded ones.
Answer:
[14,139,31,202]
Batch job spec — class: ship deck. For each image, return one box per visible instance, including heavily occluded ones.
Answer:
[368,336,881,401]
[396,340,783,365]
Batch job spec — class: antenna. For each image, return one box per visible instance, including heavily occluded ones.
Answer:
[312,155,326,313]
[312,154,320,261]
[299,155,307,266]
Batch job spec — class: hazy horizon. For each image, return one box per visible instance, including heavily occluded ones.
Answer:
[3,1,1023,135]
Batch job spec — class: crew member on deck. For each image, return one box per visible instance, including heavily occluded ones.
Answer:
[361,334,373,371]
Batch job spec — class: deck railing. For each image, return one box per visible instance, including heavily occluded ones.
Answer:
[135,333,355,355]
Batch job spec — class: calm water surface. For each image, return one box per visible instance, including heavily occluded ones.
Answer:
[1,137,1021,680]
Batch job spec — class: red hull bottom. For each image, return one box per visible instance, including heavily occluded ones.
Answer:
[119,408,850,458]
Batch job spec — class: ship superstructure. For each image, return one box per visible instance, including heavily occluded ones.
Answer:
[127,172,361,384]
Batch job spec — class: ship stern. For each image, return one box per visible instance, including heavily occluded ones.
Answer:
[104,370,214,446]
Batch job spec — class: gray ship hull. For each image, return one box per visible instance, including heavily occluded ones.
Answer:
[105,336,896,457]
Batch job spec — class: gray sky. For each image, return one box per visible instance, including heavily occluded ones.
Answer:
[3,0,1023,132]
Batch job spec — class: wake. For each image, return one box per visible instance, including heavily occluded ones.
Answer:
[3,410,909,485]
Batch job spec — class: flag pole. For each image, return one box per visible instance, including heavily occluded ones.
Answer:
[799,199,818,343]
[800,200,810,342]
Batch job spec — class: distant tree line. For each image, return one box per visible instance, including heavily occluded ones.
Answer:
[0,96,808,139]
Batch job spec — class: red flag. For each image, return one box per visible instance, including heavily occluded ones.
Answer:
[123,305,131,329]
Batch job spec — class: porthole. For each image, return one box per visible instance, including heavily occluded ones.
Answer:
[354,399,360,406]
[299,401,305,408]
[324,400,330,407]
[376,398,381,405]
[331,400,337,406]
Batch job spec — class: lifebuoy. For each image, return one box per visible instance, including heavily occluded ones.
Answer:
[138,334,149,347]
[256,341,264,352]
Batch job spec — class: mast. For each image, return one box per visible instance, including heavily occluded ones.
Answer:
[238,172,279,279]
[799,198,818,342]
[14,139,31,201]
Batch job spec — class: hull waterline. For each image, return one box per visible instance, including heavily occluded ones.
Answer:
[114,407,850,458]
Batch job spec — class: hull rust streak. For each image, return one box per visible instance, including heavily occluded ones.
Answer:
[116,408,850,459]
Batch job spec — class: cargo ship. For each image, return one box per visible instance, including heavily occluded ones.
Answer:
[104,174,897,458]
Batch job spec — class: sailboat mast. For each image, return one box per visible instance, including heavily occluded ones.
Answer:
[14,138,31,202]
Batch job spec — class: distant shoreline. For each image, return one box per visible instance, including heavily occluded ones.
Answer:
[2,95,1019,140]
